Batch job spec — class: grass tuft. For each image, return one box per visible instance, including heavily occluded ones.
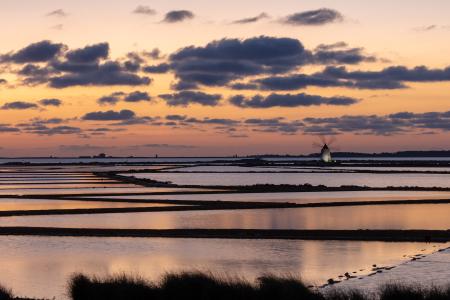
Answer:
[0,285,13,300]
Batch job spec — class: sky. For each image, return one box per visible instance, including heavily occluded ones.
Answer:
[0,0,449,157]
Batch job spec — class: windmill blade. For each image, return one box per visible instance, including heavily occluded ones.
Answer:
[319,135,327,144]
[312,142,323,148]
[327,136,337,146]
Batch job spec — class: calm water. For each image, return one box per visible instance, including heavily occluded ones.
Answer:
[171,165,450,173]
[0,183,135,189]
[0,187,213,196]
[0,236,441,299]
[0,157,448,164]
[4,204,450,229]
[0,198,174,211]
[93,190,450,204]
[123,172,450,188]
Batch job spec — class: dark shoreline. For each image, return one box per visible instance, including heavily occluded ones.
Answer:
[1,227,450,242]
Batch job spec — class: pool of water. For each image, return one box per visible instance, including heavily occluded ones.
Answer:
[123,172,450,188]
[90,190,450,204]
[0,198,175,211]
[0,187,215,196]
[3,204,450,230]
[0,236,440,299]
[0,183,135,189]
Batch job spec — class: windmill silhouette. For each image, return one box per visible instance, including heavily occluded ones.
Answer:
[312,136,338,163]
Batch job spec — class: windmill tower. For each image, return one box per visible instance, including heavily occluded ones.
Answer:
[313,136,336,163]
[320,144,332,163]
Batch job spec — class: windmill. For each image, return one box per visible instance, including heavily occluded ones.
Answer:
[313,136,337,163]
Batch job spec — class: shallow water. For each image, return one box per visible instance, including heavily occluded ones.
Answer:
[124,172,450,188]
[0,236,440,299]
[0,198,175,211]
[4,204,450,230]
[168,165,450,173]
[91,190,450,204]
[0,187,213,196]
[0,183,134,189]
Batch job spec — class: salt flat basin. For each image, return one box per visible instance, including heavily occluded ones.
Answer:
[0,198,176,211]
[0,179,117,183]
[165,165,450,173]
[121,172,450,188]
[0,183,135,189]
[3,204,450,230]
[91,190,450,204]
[0,236,441,299]
[166,165,307,172]
[0,187,214,196]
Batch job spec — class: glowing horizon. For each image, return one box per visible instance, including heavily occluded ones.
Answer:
[0,0,449,157]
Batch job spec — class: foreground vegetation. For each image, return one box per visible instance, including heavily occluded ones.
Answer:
[3,272,450,300]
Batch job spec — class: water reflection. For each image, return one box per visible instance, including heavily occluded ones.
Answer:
[0,236,440,299]
[0,198,175,211]
[126,172,450,188]
[94,190,450,204]
[3,204,450,230]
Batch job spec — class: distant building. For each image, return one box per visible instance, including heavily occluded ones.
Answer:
[320,144,332,163]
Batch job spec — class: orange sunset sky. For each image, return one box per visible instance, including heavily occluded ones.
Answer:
[0,0,449,156]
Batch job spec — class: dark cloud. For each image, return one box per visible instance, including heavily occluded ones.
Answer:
[144,48,164,60]
[143,63,171,73]
[253,74,347,91]
[159,91,222,106]
[320,65,450,83]
[132,5,156,15]
[16,118,81,135]
[166,114,187,121]
[229,82,259,90]
[6,42,151,88]
[303,111,450,135]
[245,117,303,134]
[0,124,20,132]
[97,91,150,105]
[111,116,158,126]
[82,109,136,121]
[29,125,81,135]
[251,63,450,91]
[232,13,269,24]
[39,98,62,106]
[97,93,123,105]
[312,42,376,64]
[163,10,194,23]
[169,36,311,88]
[1,40,64,63]
[46,9,67,17]
[124,91,151,102]
[66,43,109,63]
[18,64,56,85]
[1,101,38,110]
[229,93,358,108]
[49,61,151,88]
[17,118,64,130]
[283,8,343,26]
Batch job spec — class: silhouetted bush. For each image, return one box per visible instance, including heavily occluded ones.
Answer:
[5,272,450,300]
[0,285,12,300]
[69,273,158,300]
